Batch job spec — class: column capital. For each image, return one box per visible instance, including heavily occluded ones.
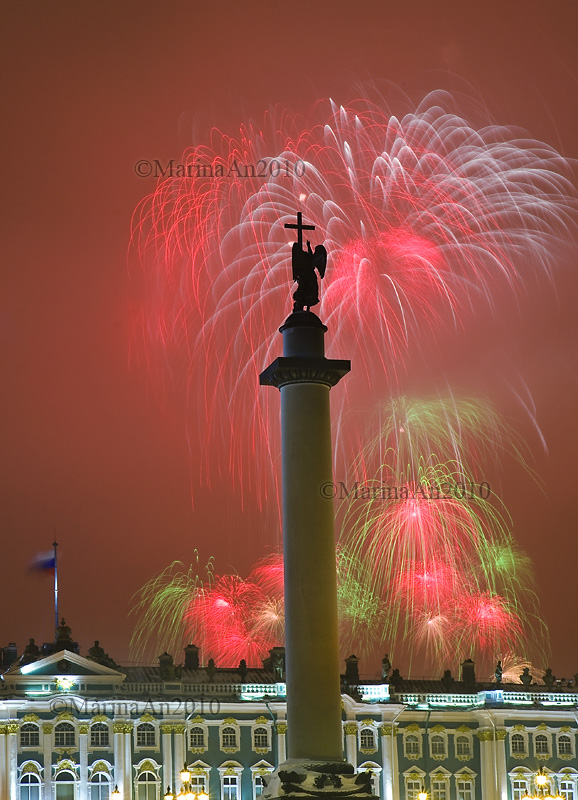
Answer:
[380,725,398,737]
[276,722,287,735]
[260,356,351,389]
[344,724,358,736]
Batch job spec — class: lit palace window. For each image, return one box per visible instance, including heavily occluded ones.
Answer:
[360,728,376,750]
[222,727,238,749]
[253,727,269,750]
[136,770,157,800]
[54,722,75,748]
[190,726,206,749]
[136,723,156,748]
[90,723,109,748]
[223,775,239,800]
[90,772,111,800]
[456,736,470,757]
[19,773,41,800]
[20,724,40,748]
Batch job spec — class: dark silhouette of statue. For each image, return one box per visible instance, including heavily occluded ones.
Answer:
[284,211,327,312]
[292,240,327,312]
[495,660,503,685]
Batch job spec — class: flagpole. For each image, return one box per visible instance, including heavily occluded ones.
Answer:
[53,541,59,636]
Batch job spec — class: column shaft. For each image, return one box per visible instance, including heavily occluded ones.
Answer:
[281,382,342,762]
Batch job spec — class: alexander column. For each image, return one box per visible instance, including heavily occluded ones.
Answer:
[260,214,373,800]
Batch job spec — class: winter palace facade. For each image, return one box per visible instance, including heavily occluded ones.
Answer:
[1,632,578,800]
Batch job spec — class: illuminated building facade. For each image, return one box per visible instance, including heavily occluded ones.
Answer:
[1,636,577,800]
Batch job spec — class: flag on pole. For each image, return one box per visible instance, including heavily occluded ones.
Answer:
[29,550,57,573]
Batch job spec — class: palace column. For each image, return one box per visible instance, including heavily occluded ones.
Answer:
[173,724,186,793]
[276,722,287,765]
[261,310,350,764]
[344,724,358,768]
[161,723,173,795]
[380,725,399,800]
[123,723,133,799]
[42,723,53,799]
[79,724,89,800]
[0,726,7,799]
[495,729,508,800]
[476,729,497,800]
[7,722,19,800]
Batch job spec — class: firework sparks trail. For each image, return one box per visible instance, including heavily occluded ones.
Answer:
[132,91,577,498]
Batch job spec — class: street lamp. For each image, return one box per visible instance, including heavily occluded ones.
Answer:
[111,787,121,799]
[520,768,563,800]
[417,789,428,800]
[165,788,175,800]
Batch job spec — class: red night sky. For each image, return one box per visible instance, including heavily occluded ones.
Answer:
[2,1,578,679]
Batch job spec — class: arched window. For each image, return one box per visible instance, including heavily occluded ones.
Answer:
[55,770,76,800]
[136,770,158,800]
[19,773,41,800]
[511,733,525,754]
[190,726,205,748]
[360,728,375,750]
[136,723,156,748]
[253,727,269,750]
[405,734,419,755]
[560,779,575,800]
[431,734,446,756]
[20,724,40,748]
[223,775,239,800]
[55,722,75,748]
[559,735,572,755]
[90,772,111,800]
[456,736,470,757]
[222,727,237,749]
[535,733,549,754]
[91,723,109,748]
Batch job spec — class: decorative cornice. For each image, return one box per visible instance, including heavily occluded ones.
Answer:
[22,763,40,774]
[255,716,269,725]
[222,717,237,726]
[431,724,446,733]
[22,714,40,723]
[259,357,351,390]
[91,715,109,723]
[139,713,155,723]
[55,711,74,722]
[190,716,205,725]
[405,724,421,733]
[91,761,110,775]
